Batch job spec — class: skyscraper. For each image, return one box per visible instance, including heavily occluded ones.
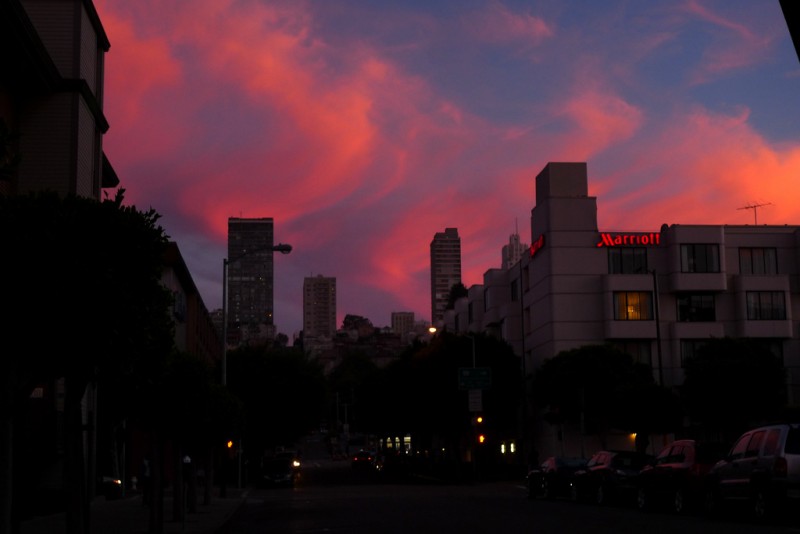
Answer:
[227,217,276,344]
[391,311,415,336]
[502,230,529,270]
[303,274,337,341]
[430,228,461,326]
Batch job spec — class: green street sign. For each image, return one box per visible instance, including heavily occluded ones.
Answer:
[458,367,492,390]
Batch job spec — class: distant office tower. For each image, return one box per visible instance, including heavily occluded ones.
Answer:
[502,231,529,270]
[430,228,462,325]
[227,217,276,344]
[391,312,415,337]
[303,275,337,340]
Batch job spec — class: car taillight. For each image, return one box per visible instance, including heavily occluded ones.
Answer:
[774,456,788,477]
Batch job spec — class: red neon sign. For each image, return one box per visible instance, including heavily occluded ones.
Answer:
[530,234,545,257]
[596,232,661,247]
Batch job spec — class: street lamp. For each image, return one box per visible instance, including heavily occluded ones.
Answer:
[222,243,292,386]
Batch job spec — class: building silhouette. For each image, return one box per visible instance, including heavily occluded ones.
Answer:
[449,161,800,459]
[502,230,529,270]
[391,311,415,343]
[303,274,337,345]
[430,227,461,327]
[227,217,278,345]
[0,0,118,198]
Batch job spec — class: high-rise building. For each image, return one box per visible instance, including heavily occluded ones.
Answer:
[303,274,337,341]
[430,227,461,326]
[502,230,529,270]
[391,311,415,338]
[227,217,276,344]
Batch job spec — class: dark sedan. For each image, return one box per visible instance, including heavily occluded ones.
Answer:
[260,451,301,487]
[527,456,587,499]
[572,450,654,506]
[636,439,724,514]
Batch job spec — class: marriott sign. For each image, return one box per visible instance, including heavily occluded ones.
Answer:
[596,232,661,247]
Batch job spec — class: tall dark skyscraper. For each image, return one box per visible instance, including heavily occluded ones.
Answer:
[430,227,462,326]
[227,217,276,344]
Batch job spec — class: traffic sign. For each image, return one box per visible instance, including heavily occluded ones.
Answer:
[458,367,492,390]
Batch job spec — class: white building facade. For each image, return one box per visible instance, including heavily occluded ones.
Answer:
[450,162,800,456]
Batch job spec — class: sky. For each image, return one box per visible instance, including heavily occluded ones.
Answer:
[93,0,800,336]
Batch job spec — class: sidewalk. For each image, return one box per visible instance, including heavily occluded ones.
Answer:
[20,488,248,534]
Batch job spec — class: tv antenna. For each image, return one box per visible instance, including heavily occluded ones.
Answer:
[737,202,772,225]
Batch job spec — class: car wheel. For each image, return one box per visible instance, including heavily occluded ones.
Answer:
[703,486,719,516]
[570,483,580,503]
[596,484,606,506]
[752,488,768,520]
[672,489,685,514]
[542,478,552,499]
[636,487,648,511]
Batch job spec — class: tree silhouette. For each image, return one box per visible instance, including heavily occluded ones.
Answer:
[681,337,786,442]
[0,191,174,534]
[532,344,682,448]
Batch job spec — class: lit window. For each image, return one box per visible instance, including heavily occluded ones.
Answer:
[613,292,653,320]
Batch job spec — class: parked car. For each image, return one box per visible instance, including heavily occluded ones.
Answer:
[260,451,301,487]
[101,476,123,500]
[527,456,587,499]
[572,450,654,506]
[351,449,378,471]
[705,423,800,521]
[636,439,724,513]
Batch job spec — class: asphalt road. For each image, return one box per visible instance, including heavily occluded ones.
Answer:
[222,458,800,534]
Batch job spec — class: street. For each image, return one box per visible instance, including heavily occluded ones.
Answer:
[222,456,800,534]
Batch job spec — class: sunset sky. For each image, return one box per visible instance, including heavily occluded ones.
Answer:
[93,0,800,336]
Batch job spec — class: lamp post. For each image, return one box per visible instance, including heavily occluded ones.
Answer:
[222,243,292,386]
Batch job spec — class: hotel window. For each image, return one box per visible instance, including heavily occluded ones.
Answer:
[739,247,777,275]
[680,244,720,273]
[608,247,647,274]
[746,291,786,320]
[510,279,519,302]
[677,293,715,322]
[613,291,653,320]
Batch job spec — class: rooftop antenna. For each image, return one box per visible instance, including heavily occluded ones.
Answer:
[737,202,772,225]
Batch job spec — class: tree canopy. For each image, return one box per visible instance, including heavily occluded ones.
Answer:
[226,345,326,453]
[681,337,786,438]
[532,344,682,440]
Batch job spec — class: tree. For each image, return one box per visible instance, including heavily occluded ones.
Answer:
[226,345,326,462]
[681,337,786,441]
[0,191,174,534]
[446,283,468,310]
[379,332,522,466]
[532,344,682,448]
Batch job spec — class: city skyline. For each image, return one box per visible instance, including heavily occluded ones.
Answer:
[93,0,800,335]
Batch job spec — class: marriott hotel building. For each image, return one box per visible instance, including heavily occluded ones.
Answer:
[449,162,800,413]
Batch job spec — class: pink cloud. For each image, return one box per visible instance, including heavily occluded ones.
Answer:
[682,0,775,84]
[467,2,554,47]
